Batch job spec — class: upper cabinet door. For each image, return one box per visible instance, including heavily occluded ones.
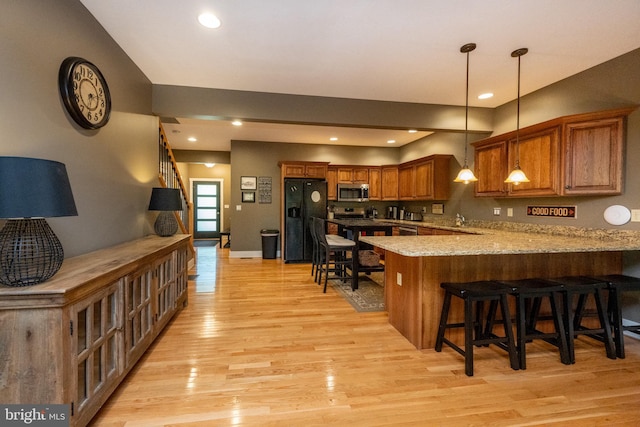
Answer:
[507,127,561,197]
[563,117,624,195]
[474,140,508,197]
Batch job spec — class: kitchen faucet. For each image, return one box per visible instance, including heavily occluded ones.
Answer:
[455,213,466,227]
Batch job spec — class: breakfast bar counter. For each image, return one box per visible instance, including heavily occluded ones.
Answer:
[359,221,640,349]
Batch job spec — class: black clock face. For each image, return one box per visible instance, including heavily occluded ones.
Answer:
[59,57,111,129]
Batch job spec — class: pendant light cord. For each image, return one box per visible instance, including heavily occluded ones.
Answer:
[515,53,521,168]
[464,48,470,165]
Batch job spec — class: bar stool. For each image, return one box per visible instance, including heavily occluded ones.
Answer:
[590,274,640,358]
[545,276,615,363]
[496,278,571,370]
[435,280,519,376]
[314,218,357,293]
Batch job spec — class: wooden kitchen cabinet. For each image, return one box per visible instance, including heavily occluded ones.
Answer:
[563,115,625,195]
[473,107,634,198]
[352,167,369,183]
[336,166,369,183]
[279,161,329,179]
[0,235,190,427]
[398,164,414,200]
[507,126,561,197]
[474,139,508,197]
[398,155,452,201]
[368,167,381,200]
[381,166,399,200]
[326,166,338,200]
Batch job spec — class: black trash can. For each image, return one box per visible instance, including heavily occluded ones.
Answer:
[260,229,279,259]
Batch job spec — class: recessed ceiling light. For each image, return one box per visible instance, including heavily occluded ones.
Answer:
[478,92,494,100]
[198,12,221,29]
[231,120,243,126]
[387,139,396,144]
[188,137,197,142]
[329,137,338,141]
[408,129,418,133]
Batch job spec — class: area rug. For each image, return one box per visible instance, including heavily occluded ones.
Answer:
[193,239,220,247]
[331,272,385,312]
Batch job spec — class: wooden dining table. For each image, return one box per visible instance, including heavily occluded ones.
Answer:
[326,218,395,290]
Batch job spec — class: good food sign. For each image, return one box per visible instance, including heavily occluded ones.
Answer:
[527,205,576,218]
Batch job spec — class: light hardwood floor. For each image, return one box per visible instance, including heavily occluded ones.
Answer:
[90,245,640,426]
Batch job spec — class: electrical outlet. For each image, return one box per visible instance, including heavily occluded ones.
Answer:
[236,205,242,211]
[632,209,640,222]
[507,208,513,217]
[493,207,501,216]
[396,272,402,286]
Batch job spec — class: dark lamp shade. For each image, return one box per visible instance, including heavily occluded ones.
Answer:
[148,187,182,211]
[0,157,78,218]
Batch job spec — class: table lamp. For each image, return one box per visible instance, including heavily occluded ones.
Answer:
[0,157,78,287]
[148,187,182,236]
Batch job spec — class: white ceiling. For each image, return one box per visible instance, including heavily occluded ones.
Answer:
[80,0,640,151]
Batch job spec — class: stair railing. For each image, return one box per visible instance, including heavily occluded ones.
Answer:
[158,123,195,258]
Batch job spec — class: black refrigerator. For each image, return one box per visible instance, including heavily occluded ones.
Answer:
[284,179,327,263]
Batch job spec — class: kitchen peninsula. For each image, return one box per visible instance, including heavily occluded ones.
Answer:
[359,221,640,350]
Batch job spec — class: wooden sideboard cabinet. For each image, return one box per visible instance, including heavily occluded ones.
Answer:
[0,234,190,427]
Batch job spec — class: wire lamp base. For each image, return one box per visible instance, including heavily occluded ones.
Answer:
[154,211,179,237]
[0,218,64,286]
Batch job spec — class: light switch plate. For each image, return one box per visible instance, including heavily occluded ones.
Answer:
[507,208,513,217]
[396,272,402,286]
[236,205,242,211]
[632,209,640,222]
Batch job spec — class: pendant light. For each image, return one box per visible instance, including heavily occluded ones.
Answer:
[454,43,478,184]
[504,48,530,185]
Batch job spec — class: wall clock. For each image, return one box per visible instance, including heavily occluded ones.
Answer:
[58,57,111,129]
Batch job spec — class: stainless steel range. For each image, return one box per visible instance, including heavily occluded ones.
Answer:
[332,207,366,219]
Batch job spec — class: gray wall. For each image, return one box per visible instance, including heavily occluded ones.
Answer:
[1,0,157,257]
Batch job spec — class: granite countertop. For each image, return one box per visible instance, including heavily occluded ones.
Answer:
[358,219,640,257]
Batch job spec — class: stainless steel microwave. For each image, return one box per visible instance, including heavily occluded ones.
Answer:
[337,183,369,202]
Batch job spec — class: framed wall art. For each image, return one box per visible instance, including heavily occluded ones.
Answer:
[242,191,255,203]
[240,176,257,190]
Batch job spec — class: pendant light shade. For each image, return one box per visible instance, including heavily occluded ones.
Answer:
[505,47,530,185]
[454,43,478,184]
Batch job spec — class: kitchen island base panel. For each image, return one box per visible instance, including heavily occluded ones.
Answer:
[384,251,623,350]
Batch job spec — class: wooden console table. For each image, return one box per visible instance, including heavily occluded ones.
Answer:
[0,234,191,427]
